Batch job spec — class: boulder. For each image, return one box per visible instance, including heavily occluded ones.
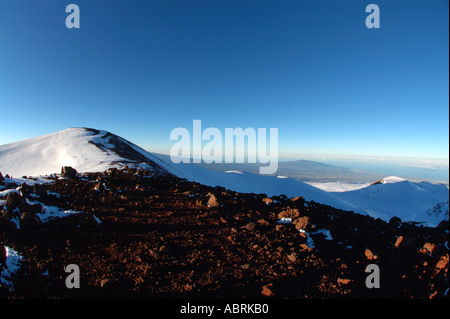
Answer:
[278,207,300,220]
[33,184,48,197]
[5,192,22,212]
[337,278,352,285]
[206,193,219,207]
[419,242,437,256]
[20,211,42,228]
[287,253,297,263]
[0,172,4,185]
[394,236,404,249]
[290,196,305,205]
[435,254,449,271]
[261,284,274,297]
[61,166,78,179]
[364,249,378,260]
[18,183,32,198]
[294,216,310,231]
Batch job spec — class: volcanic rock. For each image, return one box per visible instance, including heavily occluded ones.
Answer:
[337,278,352,285]
[20,211,42,228]
[394,236,404,249]
[291,196,304,202]
[18,183,32,198]
[294,216,310,231]
[420,242,437,256]
[287,253,297,263]
[61,166,78,179]
[0,166,447,299]
[242,223,256,231]
[261,284,274,297]
[278,207,300,219]
[364,249,378,260]
[257,219,269,226]
[5,192,22,212]
[206,193,219,207]
[33,184,48,197]
[435,254,449,271]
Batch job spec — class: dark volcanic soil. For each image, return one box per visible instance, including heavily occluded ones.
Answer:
[0,168,448,299]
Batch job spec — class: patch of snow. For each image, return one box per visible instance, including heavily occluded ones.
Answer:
[312,229,333,240]
[0,188,19,198]
[299,229,315,249]
[93,215,102,225]
[1,246,23,289]
[24,198,81,224]
[306,182,370,192]
[381,176,408,184]
[225,170,243,175]
[277,218,292,224]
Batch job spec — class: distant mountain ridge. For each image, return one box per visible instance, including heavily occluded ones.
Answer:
[195,159,383,183]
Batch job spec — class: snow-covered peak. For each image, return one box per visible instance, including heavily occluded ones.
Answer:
[379,176,408,184]
[0,127,166,178]
[335,176,449,226]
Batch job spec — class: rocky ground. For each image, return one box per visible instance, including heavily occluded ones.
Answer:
[0,168,448,299]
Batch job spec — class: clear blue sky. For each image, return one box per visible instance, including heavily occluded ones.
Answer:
[0,0,448,162]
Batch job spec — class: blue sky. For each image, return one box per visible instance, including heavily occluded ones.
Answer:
[0,0,448,163]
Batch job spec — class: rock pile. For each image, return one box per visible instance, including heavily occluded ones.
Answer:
[0,167,447,299]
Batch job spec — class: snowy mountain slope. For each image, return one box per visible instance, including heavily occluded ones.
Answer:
[151,154,449,225]
[0,128,167,177]
[332,176,449,226]
[0,128,448,226]
[146,153,360,213]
